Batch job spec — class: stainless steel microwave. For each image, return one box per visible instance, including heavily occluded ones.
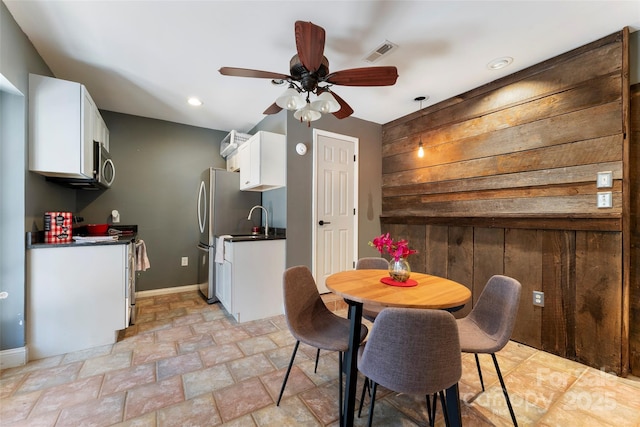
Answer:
[94,142,115,188]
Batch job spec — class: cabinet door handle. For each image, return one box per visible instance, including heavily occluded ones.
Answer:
[318,220,331,226]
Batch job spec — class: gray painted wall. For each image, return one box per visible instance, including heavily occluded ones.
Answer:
[1,87,26,349]
[0,1,59,352]
[77,112,229,291]
[282,111,384,270]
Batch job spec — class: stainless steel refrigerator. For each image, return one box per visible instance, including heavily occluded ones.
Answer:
[197,168,260,303]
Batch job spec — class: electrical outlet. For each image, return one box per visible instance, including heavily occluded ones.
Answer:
[597,171,613,188]
[181,257,188,267]
[597,191,613,208]
[533,291,544,307]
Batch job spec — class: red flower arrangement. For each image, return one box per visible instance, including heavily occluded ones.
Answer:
[369,233,417,262]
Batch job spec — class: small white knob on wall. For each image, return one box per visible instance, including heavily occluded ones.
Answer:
[112,210,120,223]
[296,143,307,156]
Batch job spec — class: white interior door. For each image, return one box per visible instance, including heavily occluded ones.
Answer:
[312,129,358,293]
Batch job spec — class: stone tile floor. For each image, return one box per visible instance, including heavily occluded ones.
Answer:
[2,290,640,426]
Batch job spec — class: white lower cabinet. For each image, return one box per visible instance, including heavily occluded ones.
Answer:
[217,239,285,323]
[27,244,128,360]
[215,257,232,310]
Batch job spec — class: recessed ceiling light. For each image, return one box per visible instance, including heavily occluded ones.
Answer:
[487,57,513,70]
[187,97,203,106]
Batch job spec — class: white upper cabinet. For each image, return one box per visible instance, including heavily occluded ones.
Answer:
[93,106,110,152]
[239,131,286,191]
[28,74,109,178]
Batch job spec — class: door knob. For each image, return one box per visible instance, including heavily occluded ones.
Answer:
[318,220,331,226]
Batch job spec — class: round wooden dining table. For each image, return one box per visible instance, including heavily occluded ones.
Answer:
[326,269,471,427]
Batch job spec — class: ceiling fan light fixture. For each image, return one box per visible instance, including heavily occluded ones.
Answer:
[311,91,340,113]
[276,87,305,110]
[294,101,321,125]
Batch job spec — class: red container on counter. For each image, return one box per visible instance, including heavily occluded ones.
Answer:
[87,223,109,235]
[44,212,73,243]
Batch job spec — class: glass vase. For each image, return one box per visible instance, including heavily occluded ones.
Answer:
[389,257,411,282]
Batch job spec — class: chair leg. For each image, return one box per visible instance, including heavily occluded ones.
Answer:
[358,378,370,418]
[277,340,300,406]
[491,353,518,426]
[367,381,378,427]
[426,393,437,427]
[425,393,431,425]
[338,351,343,421]
[314,348,321,373]
[438,390,450,427]
[474,353,485,391]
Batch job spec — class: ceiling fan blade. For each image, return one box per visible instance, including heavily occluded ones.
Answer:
[263,102,283,115]
[325,66,399,86]
[328,90,354,119]
[219,67,290,80]
[294,21,325,72]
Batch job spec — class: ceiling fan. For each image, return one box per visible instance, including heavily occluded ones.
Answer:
[219,20,399,125]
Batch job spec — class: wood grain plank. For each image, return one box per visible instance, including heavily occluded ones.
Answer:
[447,226,474,318]
[630,84,640,375]
[383,193,622,217]
[472,228,505,308]
[505,229,543,348]
[383,181,623,210]
[541,230,576,358]
[574,231,622,374]
[407,224,426,274]
[425,225,448,278]
[380,216,622,233]
[382,162,623,198]
[620,27,631,377]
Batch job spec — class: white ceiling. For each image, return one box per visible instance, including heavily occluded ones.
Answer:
[4,1,639,133]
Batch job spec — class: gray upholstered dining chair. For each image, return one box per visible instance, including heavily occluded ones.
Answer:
[358,307,462,427]
[277,265,369,414]
[457,274,522,426]
[355,257,389,322]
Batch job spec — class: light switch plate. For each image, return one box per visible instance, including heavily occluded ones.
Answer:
[597,191,613,208]
[597,171,613,188]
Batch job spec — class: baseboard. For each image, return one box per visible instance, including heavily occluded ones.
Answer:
[135,284,200,299]
[0,346,27,370]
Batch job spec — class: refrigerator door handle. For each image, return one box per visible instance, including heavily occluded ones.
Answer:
[197,180,207,234]
[197,244,209,253]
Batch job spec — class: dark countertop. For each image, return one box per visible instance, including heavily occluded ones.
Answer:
[222,227,286,242]
[27,225,138,249]
[226,235,286,242]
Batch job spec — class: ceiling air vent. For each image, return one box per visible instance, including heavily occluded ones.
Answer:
[363,40,398,63]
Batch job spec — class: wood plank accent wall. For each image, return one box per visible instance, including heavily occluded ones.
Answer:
[630,83,640,374]
[381,30,631,375]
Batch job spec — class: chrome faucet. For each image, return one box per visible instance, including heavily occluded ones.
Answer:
[248,205,269,237]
